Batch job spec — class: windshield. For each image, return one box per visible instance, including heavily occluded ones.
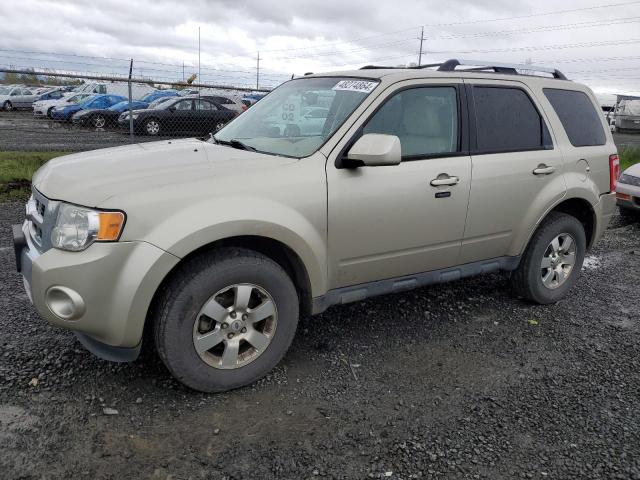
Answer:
[214,77,379,158]
[77,95,98,108]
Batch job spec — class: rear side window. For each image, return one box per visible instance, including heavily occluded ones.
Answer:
[543,88,606,147]
[472,86,551,153]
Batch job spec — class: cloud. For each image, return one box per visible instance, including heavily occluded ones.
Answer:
[0,0,639,94]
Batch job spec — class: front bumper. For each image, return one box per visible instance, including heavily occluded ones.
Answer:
[13,221,179,359]
[616,181,640,211]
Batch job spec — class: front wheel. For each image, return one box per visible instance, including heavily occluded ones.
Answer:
[3,101,12,111]
[93,114,106,128]
[144,118,161,136]
[153,247,299,392]
[511,212,586,304]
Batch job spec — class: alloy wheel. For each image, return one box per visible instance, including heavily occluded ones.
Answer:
[192,283,278,369]
[94,115,106,128]
[145,120,160,135]
[540,233,577,289]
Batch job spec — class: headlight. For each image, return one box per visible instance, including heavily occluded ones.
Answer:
[51,203,125,251]
[130,113,139,119]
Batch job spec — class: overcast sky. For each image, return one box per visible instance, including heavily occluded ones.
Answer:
[1,0,640,97]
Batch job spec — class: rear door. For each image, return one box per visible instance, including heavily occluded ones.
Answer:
[459,80,566,264]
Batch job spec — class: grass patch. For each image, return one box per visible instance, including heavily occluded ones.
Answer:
[0,151,68,200]
[620,147,640,172]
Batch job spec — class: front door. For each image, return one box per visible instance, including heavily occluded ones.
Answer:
[327,81,472,288]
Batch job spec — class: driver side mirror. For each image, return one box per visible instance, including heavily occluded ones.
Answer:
[345,133,401,167]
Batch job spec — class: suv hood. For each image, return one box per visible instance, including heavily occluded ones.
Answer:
[33,139,296,206]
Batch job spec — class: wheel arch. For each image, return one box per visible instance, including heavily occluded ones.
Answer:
[145,235,314,338]
[515,195,598,257]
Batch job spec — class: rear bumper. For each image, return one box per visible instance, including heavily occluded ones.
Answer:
[593,192,617,246]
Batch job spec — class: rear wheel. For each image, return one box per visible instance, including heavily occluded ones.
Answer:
[144,118,161,135]
[153,247,299,392]
[47,106,54,118]
[512,212,586,304]
[3,101,12,112]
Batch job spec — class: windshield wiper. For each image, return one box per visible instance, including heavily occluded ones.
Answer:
[213,137,257,152]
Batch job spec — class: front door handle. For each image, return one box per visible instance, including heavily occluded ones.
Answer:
[533,164,556,175]
[430,175,460,187]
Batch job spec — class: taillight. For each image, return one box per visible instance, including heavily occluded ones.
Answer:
[609,154,620,192]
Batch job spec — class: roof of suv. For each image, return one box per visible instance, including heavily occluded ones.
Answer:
[305,59,576,87]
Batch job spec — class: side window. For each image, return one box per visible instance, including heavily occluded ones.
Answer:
[195,100,215,110]
[174,100,193,110]
[543,88,606,147]
[363,86,459,158]
[472,86,551,153]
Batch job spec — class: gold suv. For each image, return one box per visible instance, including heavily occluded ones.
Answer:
[13,60,619,392]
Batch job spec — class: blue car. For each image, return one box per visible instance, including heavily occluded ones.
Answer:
[141,90,179,104]
[51,94,126,122]
[72,100,148,128]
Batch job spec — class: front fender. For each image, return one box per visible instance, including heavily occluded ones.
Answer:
[138,196,328,297]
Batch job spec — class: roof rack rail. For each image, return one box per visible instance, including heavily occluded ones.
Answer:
[436,59,568,80]
[359,58,568,80]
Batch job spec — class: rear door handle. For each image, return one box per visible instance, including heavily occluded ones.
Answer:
[533,165,556,175]
[430,175,460,187]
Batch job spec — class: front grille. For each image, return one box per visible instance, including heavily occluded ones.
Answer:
[26,188,57,253]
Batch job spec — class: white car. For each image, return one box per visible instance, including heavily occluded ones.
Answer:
[0,85,39,111]
[33,93,94,118]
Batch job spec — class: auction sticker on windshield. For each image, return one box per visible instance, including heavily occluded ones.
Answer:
[332,80,378,94]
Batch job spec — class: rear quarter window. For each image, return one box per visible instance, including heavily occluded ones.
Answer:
[543,88,606,147]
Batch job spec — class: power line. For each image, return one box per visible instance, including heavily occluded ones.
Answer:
[430,38,640,55]
[257,0,640,53]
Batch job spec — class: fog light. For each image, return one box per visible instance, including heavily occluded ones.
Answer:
[45,286,85,320]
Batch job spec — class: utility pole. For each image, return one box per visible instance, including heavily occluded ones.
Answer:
[182,61,185,82]
[198,26,201,97]
[256,51,260,90]
[418,26,426,66]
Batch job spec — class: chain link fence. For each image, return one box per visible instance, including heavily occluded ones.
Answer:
[0,67,273,153]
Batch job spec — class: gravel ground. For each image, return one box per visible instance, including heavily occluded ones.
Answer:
[1,110,639,152]
[1,201,640,480]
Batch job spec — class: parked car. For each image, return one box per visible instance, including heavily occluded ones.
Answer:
[74,82,156,100]
[72,100,148,128]
[616,163,640,217]
[0,86,39,111]
[146,96,176,110]
[33,93,94,118]
[13,60,618,393]
[202,95,244,114]
[614,100,640,133]
[51,94,126,121]
[117,96,235,136]
[36,88,66,102]
[141,90,180,104]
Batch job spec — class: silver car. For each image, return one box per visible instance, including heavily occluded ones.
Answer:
[0,85,39,111]
[617,163,640,216]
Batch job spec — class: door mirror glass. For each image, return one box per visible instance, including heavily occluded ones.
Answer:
[346,133,401,167]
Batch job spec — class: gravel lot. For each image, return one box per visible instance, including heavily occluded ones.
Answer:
[0,110,639,152]
[1,200,639,479]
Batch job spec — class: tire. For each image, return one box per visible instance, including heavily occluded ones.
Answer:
[144,118,161,136]
[3,101,12,112]
[153,247,299,393]
[93,114,106,129]
[47,107,54,118]
[511,212,586,304]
